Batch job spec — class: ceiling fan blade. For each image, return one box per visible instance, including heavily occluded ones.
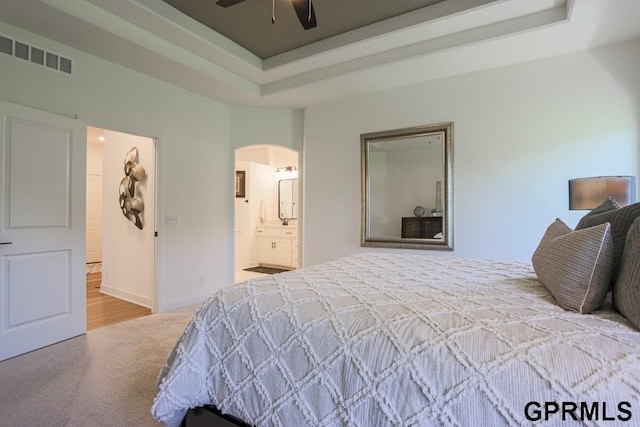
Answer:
[216,0,245,7]
[291,0,317,30]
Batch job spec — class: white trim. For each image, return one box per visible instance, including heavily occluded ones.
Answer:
[100,284,152,309]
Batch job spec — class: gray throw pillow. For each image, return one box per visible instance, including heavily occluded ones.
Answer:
[613,217,640,330]
[532,219,614,313]
[583,197,620,217]
[536,217,573,242]
[576,201,640,281]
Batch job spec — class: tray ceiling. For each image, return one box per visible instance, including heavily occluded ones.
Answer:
[160,0,448,59]
[1,0,639,108]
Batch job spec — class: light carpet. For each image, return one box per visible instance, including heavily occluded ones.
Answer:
[0,306,198,427]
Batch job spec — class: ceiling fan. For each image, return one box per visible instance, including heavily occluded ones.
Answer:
[215,0,317,30]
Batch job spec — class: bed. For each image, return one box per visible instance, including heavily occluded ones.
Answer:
[152,246,640,426]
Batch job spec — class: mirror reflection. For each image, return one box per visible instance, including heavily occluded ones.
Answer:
[361,122,453,250]
[278,179,298,220]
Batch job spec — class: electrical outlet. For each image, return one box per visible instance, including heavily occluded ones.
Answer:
[166,215,179,225]
[199,276,205,286]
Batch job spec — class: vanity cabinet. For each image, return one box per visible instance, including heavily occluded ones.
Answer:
[257,226,297,269]
[401,216,442,239]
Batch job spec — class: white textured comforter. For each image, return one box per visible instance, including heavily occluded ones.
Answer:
[152,253,640,426]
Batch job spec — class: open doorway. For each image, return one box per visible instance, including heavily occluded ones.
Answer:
[86,126,156,329]
[234,145,299,283]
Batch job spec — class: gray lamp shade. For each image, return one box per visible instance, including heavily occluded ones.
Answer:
[569,176,636,210]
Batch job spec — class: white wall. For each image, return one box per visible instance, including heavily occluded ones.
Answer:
[86,140,104,176]
[0,23,232,312]
[303,39,640,265]
[101,131,155,308]
[230,107,304,152]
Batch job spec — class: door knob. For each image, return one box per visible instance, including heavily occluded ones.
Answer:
[0,242,12,245]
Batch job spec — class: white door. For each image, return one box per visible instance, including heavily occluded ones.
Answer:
[86,174,102,263]
[0,99,86,361]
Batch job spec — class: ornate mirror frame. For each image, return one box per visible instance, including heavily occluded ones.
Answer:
[361,122,454,250]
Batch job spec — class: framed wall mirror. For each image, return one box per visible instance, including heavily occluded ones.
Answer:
[278,179,298,220]
[361,122,453,250]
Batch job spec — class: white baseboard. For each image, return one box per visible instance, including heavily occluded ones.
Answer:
[100,284,152,309]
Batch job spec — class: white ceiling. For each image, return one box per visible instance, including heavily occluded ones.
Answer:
[1,0,639,109]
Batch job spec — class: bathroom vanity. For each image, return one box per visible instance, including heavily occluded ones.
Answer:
[256,224,298,269]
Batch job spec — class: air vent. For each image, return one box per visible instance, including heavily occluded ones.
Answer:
[31,47,44,65]
[15,41,29,60]
[0,36,13,55]
[45,52,58,69]
[0,34,73,75]
[59,57,72,74]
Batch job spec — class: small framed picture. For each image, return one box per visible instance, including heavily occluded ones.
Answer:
[235,171,246,198]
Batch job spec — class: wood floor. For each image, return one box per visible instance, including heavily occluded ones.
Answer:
[86,272,151,330]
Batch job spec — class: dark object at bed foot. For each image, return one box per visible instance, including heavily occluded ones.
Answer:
[181,405,251,427]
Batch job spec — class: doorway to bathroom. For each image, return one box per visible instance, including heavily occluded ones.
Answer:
[234,145,299,283]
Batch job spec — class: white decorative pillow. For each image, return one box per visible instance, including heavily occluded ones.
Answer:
[532,219,614,313]
[613,217,640,330]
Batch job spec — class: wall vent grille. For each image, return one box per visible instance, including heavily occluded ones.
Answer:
[0,34,73,75]
[0,36,12,55]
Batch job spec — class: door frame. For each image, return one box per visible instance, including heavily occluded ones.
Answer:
[85,125,159,313]
[233,144,301,282]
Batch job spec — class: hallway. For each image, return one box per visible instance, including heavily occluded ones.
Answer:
[86,271,150,330]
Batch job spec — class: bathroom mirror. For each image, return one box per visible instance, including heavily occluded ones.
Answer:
[361,122,453,250]
[278,179,298,220]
